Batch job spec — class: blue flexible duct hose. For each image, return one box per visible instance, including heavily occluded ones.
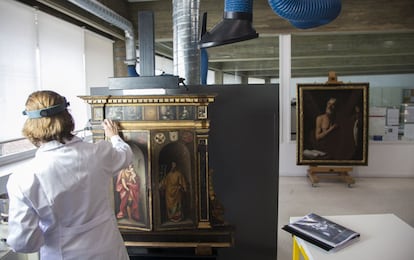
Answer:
[127,65,139,77]
[268,0,341,29]
[225,0,253,13]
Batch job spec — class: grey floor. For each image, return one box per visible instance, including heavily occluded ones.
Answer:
[277,176,414,260]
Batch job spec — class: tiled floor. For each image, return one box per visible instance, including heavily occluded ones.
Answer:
[277,176,414,260]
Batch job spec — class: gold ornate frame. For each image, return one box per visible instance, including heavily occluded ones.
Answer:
[113,130,152,231]
[297,83,369,165]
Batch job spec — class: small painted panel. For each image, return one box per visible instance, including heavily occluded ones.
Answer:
[106,106,143,121]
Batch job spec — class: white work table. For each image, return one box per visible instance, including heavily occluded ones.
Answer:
[0,223,13,259]
[290,213,414,260]
[0,224,38,260]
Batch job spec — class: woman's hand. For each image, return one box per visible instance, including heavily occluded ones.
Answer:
[102,119,119,138]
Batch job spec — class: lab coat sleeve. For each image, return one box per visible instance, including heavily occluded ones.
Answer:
[6,174,44,253]
[108,135,133,176]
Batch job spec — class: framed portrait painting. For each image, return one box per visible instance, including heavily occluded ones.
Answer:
[296,83,369,165]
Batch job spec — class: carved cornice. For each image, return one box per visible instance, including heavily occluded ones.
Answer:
[78,95,216,105]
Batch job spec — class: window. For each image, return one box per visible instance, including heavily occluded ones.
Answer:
[289,32,414,142]
[0,0,113,165]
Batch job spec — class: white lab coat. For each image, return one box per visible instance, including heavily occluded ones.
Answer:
[7,136,132,260]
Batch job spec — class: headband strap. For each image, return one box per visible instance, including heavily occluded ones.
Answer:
[22,98,70,119]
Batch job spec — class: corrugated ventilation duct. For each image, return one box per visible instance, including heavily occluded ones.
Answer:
[268,0,341,29]
[199,0,258,48]
[67,0,138,76]
[173,0,200,85]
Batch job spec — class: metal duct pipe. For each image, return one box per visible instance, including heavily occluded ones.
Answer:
[268,0,341,29]
[67,0,137,74]
[138,11,155,77]
[173,0,200,85]
[200,47,208,85]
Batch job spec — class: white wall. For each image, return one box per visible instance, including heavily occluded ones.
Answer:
[280,74,414,177]
[279,141,414,177]
[278,34,414,178]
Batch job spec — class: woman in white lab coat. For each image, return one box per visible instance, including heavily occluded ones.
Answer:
[7,90,132,260]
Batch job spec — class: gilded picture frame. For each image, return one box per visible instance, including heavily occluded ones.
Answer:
[297,83,369,165]
[113,130,152,231]
[151,129,197,231]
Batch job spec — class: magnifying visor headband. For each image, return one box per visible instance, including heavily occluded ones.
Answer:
[22,97,70,119]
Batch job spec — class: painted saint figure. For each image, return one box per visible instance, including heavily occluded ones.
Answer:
[159,161,187,222]
[315,97,338,141]
[116,163,140,221]
[310,97,340,158]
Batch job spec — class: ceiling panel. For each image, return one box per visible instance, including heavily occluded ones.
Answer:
[16,0,414,79]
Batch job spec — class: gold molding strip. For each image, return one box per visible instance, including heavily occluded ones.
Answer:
[78,95,215,105]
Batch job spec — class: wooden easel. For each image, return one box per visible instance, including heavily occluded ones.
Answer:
[307,166,355,187]
[326,71,343,84]
[306,72,354,187]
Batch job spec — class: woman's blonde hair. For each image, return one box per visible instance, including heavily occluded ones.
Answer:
[22,90,74,147]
